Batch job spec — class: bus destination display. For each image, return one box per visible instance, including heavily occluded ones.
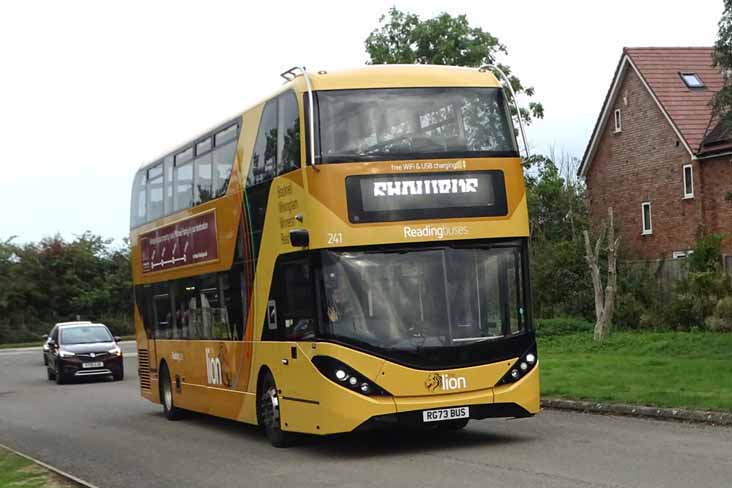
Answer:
[346,170,507,223]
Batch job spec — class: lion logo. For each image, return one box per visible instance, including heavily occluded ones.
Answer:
[425,373,442,392]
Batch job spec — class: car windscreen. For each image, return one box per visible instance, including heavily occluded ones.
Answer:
[60,326,112,344]
[315,87,517,163]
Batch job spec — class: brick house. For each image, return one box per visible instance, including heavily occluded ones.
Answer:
[579,47,732,261]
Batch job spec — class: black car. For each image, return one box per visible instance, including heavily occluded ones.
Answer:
[45,323,124,384]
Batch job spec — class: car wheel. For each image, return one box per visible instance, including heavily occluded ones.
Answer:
[437,418,469,431]
[160,363,183,420]
[43,355,48,366]
[113,368,124,381]
[47,367,55,381]
[258,372,295,448]
[55,363,65,385]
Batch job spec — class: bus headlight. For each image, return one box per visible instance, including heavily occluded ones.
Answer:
[312,356,390,396]
[496,346,538,386]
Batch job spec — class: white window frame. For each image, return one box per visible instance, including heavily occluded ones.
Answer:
[672,250,692,259]
[614,109,622,133]
[682,163,694,199]
[641,202,652,235]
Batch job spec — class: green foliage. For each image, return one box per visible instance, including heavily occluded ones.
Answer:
[535,318,593,337]
[712,0,732,131]
[365,8,543,122]
[613,234,732,332]
[524,153,593,320]
[0,233,131,344]
[687,233,725,272]
[531,239,593,319]
[705,296,732,332]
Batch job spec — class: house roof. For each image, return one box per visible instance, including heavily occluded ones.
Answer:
[580,47,725,177]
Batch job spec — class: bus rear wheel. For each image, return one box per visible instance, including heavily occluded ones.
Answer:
[160,363,183,420]
[258,372,295,448]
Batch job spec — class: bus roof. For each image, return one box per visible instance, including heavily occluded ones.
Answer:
[293,64,501,92]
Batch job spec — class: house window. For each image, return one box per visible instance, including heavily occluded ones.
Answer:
[680,72,704,89]
[683,164,694,198]
[614,109,622,133]
[641,202,652,235]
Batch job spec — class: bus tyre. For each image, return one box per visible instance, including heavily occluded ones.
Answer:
[259,372,294,448]
[438,418,469,431]
[160,363,183,420]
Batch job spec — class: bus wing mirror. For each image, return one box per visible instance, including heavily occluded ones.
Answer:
[289,229,310,248]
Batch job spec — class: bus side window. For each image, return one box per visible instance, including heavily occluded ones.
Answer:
[163,155,174,215]
[174,148,194,211]
[213,133,237,198]
[147,163,164,221]
[263,257,315,341]
[131,170,147,227]
[194,138,213,205]
[247,99,278,187]
[278,91,301,174]
[152,282,173,339]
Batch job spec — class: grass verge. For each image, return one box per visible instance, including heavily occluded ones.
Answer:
[0,341,42,349]
[0,446,78,487]
[539,331,732,412]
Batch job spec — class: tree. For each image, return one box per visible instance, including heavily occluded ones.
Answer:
[584,208,620,341]
[365,8,543,122]
[0,233,133,344]
[524,153,592,320]
[712,1,732,130]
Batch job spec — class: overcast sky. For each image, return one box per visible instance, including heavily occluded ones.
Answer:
[0,0,723,244]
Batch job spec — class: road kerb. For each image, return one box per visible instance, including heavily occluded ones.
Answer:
[542,398,732,426]
[0,442,101,488]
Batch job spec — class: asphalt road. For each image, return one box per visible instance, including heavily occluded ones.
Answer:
[1,344,731,488]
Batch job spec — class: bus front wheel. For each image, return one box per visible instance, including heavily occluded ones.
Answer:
[160,363,183,420]
[258,372,295,448]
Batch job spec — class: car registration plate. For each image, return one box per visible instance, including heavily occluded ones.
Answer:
[82,361,104,368]
[422,406,469,423]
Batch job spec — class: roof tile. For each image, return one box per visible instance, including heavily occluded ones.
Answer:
[624,47,722,152]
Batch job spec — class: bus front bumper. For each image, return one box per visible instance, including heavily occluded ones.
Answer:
[287,364,539,435]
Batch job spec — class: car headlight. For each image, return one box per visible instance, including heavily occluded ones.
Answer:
[312,356,390,396]
[496,345,538,386]
[59,350,75,358]
[108,346,122,356]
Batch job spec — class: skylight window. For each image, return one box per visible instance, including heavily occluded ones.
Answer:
[680,72,704,88]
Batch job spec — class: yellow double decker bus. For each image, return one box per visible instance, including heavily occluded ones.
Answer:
[130,64,539,446]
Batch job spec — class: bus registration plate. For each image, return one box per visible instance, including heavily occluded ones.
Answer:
[422,406,469,423]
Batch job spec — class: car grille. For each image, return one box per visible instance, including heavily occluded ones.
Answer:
[77,352,109,360]
[138,349,151,390]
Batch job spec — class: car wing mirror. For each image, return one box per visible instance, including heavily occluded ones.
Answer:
[41,334,48,339]
[114,336,121,342]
